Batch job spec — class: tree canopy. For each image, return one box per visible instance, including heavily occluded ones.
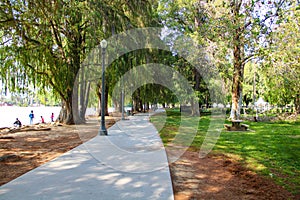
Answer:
[0,0,299,124]
[0,0,156,124]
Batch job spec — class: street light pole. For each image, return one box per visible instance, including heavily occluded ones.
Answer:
[99,39,108,136]
[121,77,125,120]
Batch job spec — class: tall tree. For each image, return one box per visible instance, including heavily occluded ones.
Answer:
[0,0,155,124]
[200,0,289,120]
[1,0,88,124]
[159,0,289,121]
[93,0,157,116]
[262,2,300,112]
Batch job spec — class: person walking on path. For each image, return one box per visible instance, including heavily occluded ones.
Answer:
[29,110,34,125]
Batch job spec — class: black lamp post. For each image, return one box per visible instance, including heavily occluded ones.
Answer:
[121,77,125,120]
[98,39,108,136]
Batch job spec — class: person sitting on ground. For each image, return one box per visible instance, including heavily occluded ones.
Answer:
[13,118,22,128]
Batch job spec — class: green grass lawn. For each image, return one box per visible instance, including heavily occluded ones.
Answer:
[150,108,300,195]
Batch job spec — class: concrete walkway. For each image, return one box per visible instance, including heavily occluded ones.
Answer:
[0,111,174,200]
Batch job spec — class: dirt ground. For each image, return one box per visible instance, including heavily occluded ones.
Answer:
[167,150,295,200]
[0,119,296,199]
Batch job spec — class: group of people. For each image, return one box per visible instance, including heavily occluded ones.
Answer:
[13,111,55,127]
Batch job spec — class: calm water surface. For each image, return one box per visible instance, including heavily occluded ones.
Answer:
[0,106,61,128]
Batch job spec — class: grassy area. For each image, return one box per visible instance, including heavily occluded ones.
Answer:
[150,108,300,195]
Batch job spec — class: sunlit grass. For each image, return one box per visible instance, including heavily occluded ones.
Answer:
[150,108,300,195]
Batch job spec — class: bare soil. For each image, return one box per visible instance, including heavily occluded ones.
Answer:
[0,119,296,199]
[167,150,296,200]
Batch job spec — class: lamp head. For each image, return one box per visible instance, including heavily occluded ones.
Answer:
[100,39,108,49]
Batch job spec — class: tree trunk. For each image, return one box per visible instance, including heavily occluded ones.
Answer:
[113,99,120,113]
[230,62,244,120]
[80,81,90,120]
[139,99,143,112]
[230,19,244,120]
[136,88,143,112]
[79,66,85,120]
[133,98,139,112]
[132,89,141,112]
[58,79,83,125]
[191,97,200,116]
[295,94,300,114]
[205,94,209,109]
[58,98,75,125]
[118,92,122,112]
[95,82,109,116]
[96,83,102,117]
[191,68,200,116]
[131,99,134,112]
[105,85,109,116]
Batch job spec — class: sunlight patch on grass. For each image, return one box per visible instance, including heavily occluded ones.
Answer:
[245,157,267,172]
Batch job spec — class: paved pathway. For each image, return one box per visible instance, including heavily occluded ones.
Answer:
[0,112,174,200]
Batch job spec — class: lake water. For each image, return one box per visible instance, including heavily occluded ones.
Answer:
[0,106,125,128]
[0,106,62,128]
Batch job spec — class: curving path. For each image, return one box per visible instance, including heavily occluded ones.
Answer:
[0,111,173,200]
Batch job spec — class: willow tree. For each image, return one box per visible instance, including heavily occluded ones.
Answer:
[95,0,158,116]
[158,0,212,116]
[0,0,155,124]
[0,0,92,124]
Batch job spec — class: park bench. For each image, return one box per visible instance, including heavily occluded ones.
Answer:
[224,119,249,131]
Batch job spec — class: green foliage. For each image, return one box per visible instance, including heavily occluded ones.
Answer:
[0,0,156,123]
[158,0,292,118]
[1,0,298,121]
[262,2,300,107]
